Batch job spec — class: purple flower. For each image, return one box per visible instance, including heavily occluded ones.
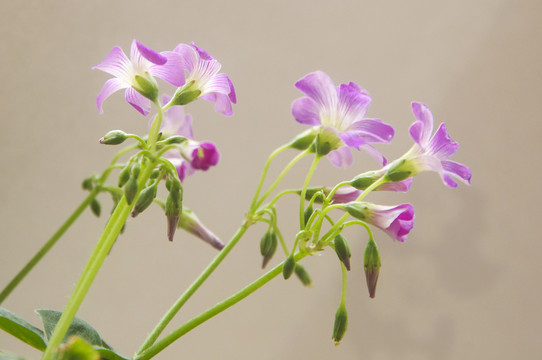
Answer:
[389,102,472,188]
[93,40,184,115]
[330,179,413,204]
[157,100,220,181]
[292,71,395,167]
[173,42,236,116]
[345,202,415,242]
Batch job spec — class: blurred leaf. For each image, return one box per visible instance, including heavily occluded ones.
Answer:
[0,307,47,351]
[58,336,99,360]
[94,348,130,360]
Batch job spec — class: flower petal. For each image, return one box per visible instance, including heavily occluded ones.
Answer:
[292,97,321,125]
[294,71,337,109]
[149,51,185,87]
[337,82,371,126]
[190,142,220,170]
[201,93,233,116]
[174,43,198,73]
[190,42,214,60]
[358,144,388,166]
[202,72,231,95]
[442,160,472,186]
[327,147,353,168]
[425,123,459,159]
[135,40,167,65]
[409,102,434,146]
[225,75,237,103]
[348,118,395,143]
[95,78,129,114]
[92,46,131,80]
[125,88,150,116]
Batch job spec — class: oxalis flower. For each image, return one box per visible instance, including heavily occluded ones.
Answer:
[173,42,236,116]
[386,102,472,188]
[345,202,415,242]
[93,40,184,116]
[291,71,395,167]
[157,98,220,182]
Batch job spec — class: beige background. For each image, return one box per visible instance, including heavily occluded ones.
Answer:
[1,1,541,359]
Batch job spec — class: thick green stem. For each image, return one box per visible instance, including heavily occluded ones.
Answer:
[0,189,100,305]
[135,252,306,360]
[136,221,250,353]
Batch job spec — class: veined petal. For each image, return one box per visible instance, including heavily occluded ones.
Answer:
[125,88,151,116]
[161,105,194,138]
[410,102,434,146]
[225,76,237,103]
[136,40,167,65]
[149,51,185,87]
[377,177,413,192]
[348,118,395,143]
[337,83,371,127]
[292,97,321,125]
[174,43,198,73]
[327,147,353,168]
[442,160,472,186]
[201,93,233,116]
[96,78,129,114]
[202,72,230,95]
[294,71,337,109]
[190,41,214,60]
[92,46,131,81]
[426,123,459,159]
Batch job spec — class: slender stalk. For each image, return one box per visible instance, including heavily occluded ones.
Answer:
[0,189,99,305]
[136,221,250,353]
[299,155,320,230]
[135,253,306,360]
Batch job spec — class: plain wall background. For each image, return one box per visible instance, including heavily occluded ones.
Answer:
[1,1,541,359]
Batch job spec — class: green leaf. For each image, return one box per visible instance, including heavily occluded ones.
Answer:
[58,337,100,360]
[36,310,112,349]
[94,348,130,360]
[0,307,47,351]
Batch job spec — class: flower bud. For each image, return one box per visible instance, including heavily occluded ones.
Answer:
[99,130,128,145]
[118,166,131,188]
[90,198,101,217]
[315,128,341,156]
[350,171,380,190]
[134,74,159,102]
[296,187,325,202]
[288,128,317,150]
[363,239,381,298]
[162,135,187,145]
[165,186,183,241]
[282,255,296,279]
[294,264,313,287]
[131,185,157,217]
[260,231,278,269]
[333,234,351,271]
[124,177,139,205]
[178,208,224,250]
[303,204,313,227]
[131,163,141,178]
[81,177,94,191]
[332,304,348,346]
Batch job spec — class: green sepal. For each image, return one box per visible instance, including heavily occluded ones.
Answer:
[36,309,112,349]
[332,304,348,346]
[344,202,368,221]
[172,90,202,106]
[90,199,101,217]
[282,255,296,279]
[162,135,187,145]
[333,234,351,271]
[315,128,341,156]
[350,171,380,190]
[303,205,313,227]
[99,130,127,145]
[0,307,47,351]
[296,187,325,202]
[294,264,313,287]
[134,75,158,102]
[260,231,278,269]
[288,128,317,150]
[165,185,183,241]
[385,159,413,182]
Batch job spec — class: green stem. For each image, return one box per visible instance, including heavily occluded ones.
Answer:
[135,252,306,360]
[299,156,320,229]
[136,221,250,353]
[0,189,100,305]
[340,262,347,306]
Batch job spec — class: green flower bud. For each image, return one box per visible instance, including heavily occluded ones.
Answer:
[81,177,93,191]
[131,185,157,217]
[294,264,313,287]
[134,74,159,102]
[363,239,381,298]
[118,166,131,188]
[332,304,348,346]
[162,135,187,145]
[150,168,161,179]
[90,198,101,217]
[289,128,318,150]
[165,186,183,241]
[99,130,128,145]
[124,177,139,205]
[385,159,413,182]
[350,171,380,190]
[315,128,341,156]
[304,205,313,227]
[296,187,326,202]
[131,163,141,178]
[282,255,296,279]
[333,234,351,271]
[260,231,278,269]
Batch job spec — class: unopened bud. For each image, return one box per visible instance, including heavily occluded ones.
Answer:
[165,187,183,241]
[333,234,351,271]
[282,255,296,279]
[124,177,138,205]
[131,163,141,178]
[58,336,100,360]
[350,171,380,190]
[134,74,159,102]
[260,231,278,269]
[294,264,313,287]
[296,187,325,202]
[363,239,381,298]
[150,168,161,179]
[90,198,101,217]
[332,304,348,346]
[163,135,187,145]
[289,128,317,150]
[118,166,131,187]
[81,177,94,190]
[303,205,313,227]
[99,130,128,145]
[178,209,224,250]
[344,202,369,221]
[131,185,157,217]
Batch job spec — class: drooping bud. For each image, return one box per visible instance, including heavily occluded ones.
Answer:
[260,231,278,269]
[282,255,296,279]
[165,182,183,241]
[90,198,101,217]
[332,304,348,346]
[288,128,318,150]
[99,130,128,145]
[363,239,381,298]
[294,264,313,287]
[134,74,159,102]
[315,128,341,156]
[124,177,139,205]
[117,166,131,188]
[81,177,94,190]
[131,185,157,217]
[150,168,161,179]
[296,187,325,202]
[178,208,224,250]
[333,234,351,271]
